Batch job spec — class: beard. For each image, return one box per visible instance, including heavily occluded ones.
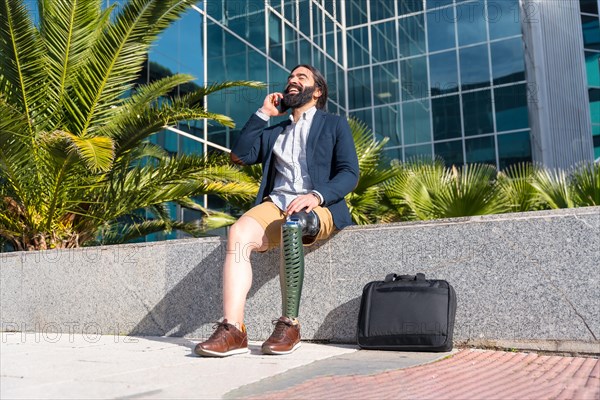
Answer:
[281,84,316,110]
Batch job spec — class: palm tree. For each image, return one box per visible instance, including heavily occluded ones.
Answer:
[0,0,262,251]
[386,160,509,220]
[345,118,400,225]
[496,162,545,212]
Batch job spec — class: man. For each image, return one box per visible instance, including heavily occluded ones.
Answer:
[194,65,359,357]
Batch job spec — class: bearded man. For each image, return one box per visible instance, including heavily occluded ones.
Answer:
[195,65,359,357]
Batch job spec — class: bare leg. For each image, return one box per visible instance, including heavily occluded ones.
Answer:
[222,216,268,327]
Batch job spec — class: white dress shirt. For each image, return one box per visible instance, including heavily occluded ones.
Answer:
[255,106,323,210]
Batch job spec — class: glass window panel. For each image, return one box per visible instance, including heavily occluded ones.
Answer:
[462,90,493,136]
[284,24,298,70]
[300,37,311,65]
[382,147,404,164]
[401,56,429,100]
[435,139,464,166]
[350,109,374,132]
[432,95,462,140]
[497,130,532,169]
[373,63,400,105]
[326,58,339,103]
[429,50,459,95]
[590,88,600,124]
[372,21,398,63]
[457,0,486,46]
[427,8,457,52]
[465,135,496,165]
[325,0,335,16]
[491,38,525,85]
[374,105,402,146]
[585,52,600,87]
[580,0,599,15]
[371,0,396,21]
[269,12,283,64]
[582,15,600,50]
[346,0,368,26]
[403,100,432,145]
[404,144,434,162]
[299,0,310,32]
[269,61,289,95]
[459,44,490,90]
[494,84,529,132]
[313,5,323,49]
[348,67,372,109]
[348,27,370,67]
[326,18,336,58]
[399,14,426,57]
[284,1,296,23]
[487,0,521,40]
[399,0,424,15]
[426,0,454,10]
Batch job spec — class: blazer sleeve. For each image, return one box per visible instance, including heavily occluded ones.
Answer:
[230,114,269,166]
[314,117,359,205]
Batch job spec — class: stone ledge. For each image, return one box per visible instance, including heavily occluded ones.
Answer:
[1,207,599,353]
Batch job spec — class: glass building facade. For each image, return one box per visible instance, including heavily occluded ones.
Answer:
[580,0,600,160]
[35,1,595,239]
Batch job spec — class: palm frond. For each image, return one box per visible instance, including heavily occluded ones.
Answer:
[531,168,574,209]
[38,0,103,129]
[0,0,45,135]
[71,0,193,135]
[570,162,600,206]
[497,162,544,212]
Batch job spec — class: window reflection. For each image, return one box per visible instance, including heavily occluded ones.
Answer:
[372,21,398,63]
[491,38,525,85]
[498,131,532,169]
[427,8,457,52]
[462,90,493,136]
[403,100,432,145]
[494,84,529,132]
[348,67,372,109]
[399,14,426,57]
[374,105,402,146]
[460,44,490,90]
[435,140,464,166]
[401,56,429,100]
[432,95,462,140]
[373,63,400,105]
[429,50,459,95]
[487,0,521,40]
[465,136,496,165]
[457,0,486,46]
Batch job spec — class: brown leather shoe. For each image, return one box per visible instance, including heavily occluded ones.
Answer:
[194,319,249,357]
[261,316,301,355]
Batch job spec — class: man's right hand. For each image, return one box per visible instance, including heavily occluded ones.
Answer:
[260,93,288,117]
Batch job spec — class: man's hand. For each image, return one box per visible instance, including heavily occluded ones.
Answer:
[260,93,288,117]
[286,193,320,215]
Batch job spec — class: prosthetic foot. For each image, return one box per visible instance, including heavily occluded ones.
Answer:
[279,210,320,319]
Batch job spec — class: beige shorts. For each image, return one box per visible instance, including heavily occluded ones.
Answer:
[242,201,335,251]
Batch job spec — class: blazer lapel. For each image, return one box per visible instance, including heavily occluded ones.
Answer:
[306,110,325,163]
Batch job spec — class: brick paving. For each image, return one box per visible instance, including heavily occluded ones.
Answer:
[247,349,600,399]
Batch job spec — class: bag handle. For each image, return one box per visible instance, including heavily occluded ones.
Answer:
[384,273,426,282]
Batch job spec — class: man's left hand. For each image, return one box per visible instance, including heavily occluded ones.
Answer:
[286,193,320,215]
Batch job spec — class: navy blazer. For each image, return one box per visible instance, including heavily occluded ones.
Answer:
[231,110,359,230]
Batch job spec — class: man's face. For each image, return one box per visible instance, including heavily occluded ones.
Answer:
[281,67,321,110]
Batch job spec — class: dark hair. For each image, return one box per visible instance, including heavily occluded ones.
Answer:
[290,64,328,110]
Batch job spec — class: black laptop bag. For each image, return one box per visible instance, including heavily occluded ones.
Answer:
[357,273,457,352]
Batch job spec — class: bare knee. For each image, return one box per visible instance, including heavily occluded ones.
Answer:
[227,217,266,253]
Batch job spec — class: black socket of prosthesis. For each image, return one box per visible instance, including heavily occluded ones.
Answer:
[287,210,320,238]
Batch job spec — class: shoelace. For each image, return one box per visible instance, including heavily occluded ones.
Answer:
[209,321,231,340]
[270,319,292,339]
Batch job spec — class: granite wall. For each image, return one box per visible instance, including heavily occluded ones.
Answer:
[1,207,599,353]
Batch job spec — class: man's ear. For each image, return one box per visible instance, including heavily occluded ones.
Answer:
[313,87,322,101]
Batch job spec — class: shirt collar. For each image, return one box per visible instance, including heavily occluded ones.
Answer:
[288,106,318,123]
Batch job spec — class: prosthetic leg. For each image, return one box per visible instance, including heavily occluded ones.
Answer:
[280,210,320,319]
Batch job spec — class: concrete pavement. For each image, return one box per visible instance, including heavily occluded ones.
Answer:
[1,332,598,399]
